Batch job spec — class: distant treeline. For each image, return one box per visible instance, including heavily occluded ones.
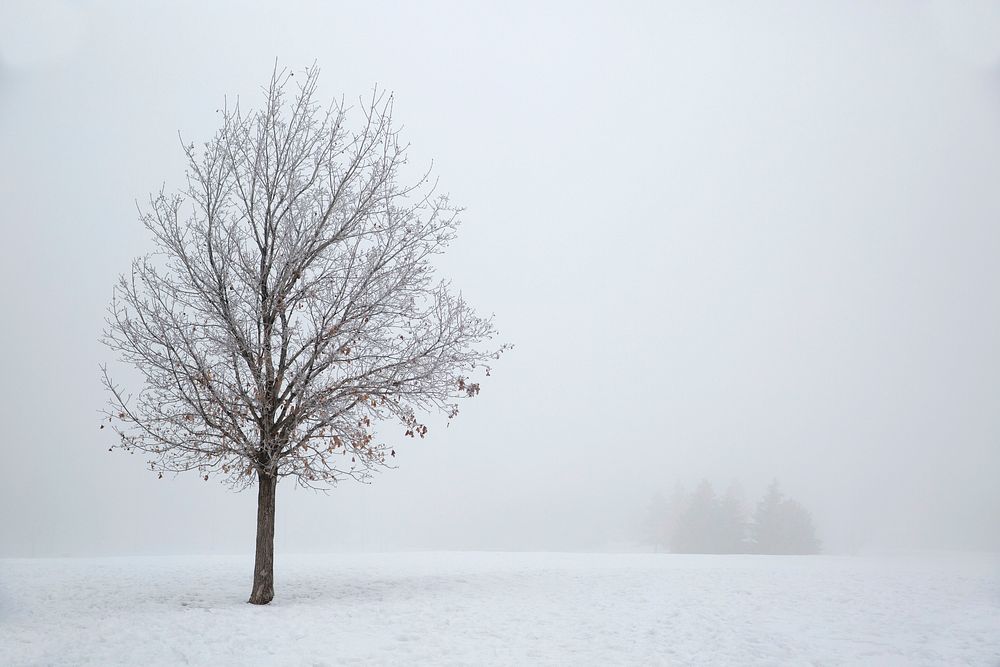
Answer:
[646,480,820,555]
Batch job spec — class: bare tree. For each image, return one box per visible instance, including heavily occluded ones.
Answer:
[100,65,505,604]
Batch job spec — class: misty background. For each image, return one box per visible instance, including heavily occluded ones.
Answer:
[2,0,1000,557]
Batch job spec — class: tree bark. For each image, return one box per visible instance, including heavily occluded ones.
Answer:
[248,471,277,604]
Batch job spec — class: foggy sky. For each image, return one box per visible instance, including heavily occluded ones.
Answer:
[2,0,1000,557]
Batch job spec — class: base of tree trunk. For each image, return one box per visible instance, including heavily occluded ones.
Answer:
[248,581,274,605]
[248,471,277,605]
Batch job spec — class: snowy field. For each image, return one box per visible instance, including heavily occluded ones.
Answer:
[1,551,998,665]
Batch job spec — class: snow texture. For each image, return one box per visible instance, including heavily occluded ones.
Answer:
[1,552,998,665]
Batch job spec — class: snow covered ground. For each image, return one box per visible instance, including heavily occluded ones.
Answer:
[1,551,998,665]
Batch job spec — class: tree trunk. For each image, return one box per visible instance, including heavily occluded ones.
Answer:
[248,471,277,604]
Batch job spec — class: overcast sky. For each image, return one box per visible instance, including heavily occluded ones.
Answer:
[2,0,1000,557]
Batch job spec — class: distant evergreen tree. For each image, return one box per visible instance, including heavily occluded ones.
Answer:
[719,480,748,553]
[672,480,725,553]
[752,480,785,552]
[751,480,821,554]
[664,482,688,549]
[644,483,687,552]
[777,497,821,554]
